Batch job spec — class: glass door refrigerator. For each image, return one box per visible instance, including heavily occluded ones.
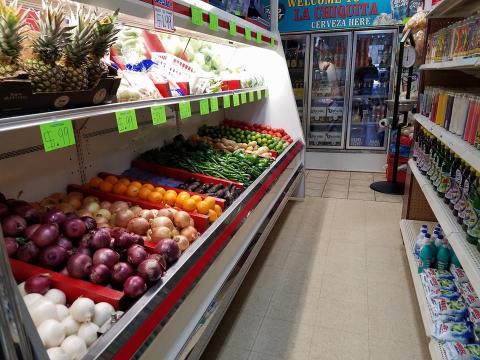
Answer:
[281,35,310,137]
[307,32,352,149]
[347,29,397,150]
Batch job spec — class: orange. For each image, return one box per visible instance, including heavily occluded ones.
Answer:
[176,192,190,206]
[183,198,197,212]
[138,187,152,200]
[118,178,130,186]
[113,182,128,195]
[214,204,222,216]
[104,175,118,185]
[191,195,202,203]
[197,201,210,215]
[89,176,103,188]
[204,196,216,210]
[165,189,177,197]
[164,192,177,206]
[208,209,218,222]
[142,183,155,191]
[126,185,140,198]
[99,181,114,193]
[155,187,166,195]
[130,181,142,189]
[148,191,163,203]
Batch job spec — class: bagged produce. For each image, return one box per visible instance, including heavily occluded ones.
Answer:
[451,266,469,284]
[431,322,473,343]
[424,268,455,280]
[427,288,461,301]
[430,298,468,319]
[422,273,457,292]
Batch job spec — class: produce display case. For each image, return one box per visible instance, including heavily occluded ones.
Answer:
[0,0,304,359]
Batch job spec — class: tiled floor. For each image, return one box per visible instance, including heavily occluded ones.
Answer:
[305,170,403,203]
[201,177,429,360]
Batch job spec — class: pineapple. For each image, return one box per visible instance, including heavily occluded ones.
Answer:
[86,9,119,88]
[23,1,71,93]
[0,0,28,80]
[59,6,94,91]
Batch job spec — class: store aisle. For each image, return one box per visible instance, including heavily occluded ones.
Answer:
[201,171,430,360]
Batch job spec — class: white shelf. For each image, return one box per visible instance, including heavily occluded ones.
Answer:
[427,0,480,18]
[409,159,480,299]
[420,57,480,71]
[400,219,448,360]
[413,113,480,172]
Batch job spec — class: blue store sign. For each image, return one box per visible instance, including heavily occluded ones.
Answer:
[278,0,405,32]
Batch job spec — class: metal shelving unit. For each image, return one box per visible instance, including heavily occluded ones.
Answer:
[427,0,480,18]
[419,58,480,71]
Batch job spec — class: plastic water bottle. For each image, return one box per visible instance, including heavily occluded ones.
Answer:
[419,237,434,273]
[429,235,438,266]
[434,233,444,249]
[434,225,443,236]
[415,228,429,255]
[437,240,451,270]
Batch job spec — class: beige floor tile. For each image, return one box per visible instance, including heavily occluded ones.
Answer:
[366,244,406,267]
[350,172,374,181]
[348,191,376,201]
[327,240,366,261]
[305,188,323,197]
[308,170,329,178]
[201,344,251,360]
[218,311,264,350]
[319,272,368,306]
[306,176,327,184]
[369,337,430,360]
[289,235,329,257]
[366,258,410,286]
[324,183,349,192]
[266,286,319,325]
[328,171,351,179]
[326,178,350,187]
[374,173,387,181]
[252,317,313,360]
[315,298,369,336]
[348,182,373,191]
[322,190,347,199]
[305,181,326,191]
[309,327,369,360]
[248,351,280,360]
[375,192,403,203]
[323,254,368,281]
[367,279,418,313]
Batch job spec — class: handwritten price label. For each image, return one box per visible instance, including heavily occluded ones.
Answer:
[40,120,75,152]
[116,110,138,133]
[233,93,240,107]
[257,89,262,100]
[199,99,210,115]
[154,2,174,33]
[223,95,231,108]
[191,6,203,26]
[210,97,219,112]
[245,27,251,41]
[256,31,261,44]
[209,13,219,31]
[249,91,254,102]
[179,101,192,119]
[240,92,247,104]
[229,21,236,36]
[151,105,167,125]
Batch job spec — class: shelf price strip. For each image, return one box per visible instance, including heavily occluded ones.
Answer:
[199,99,210,115]
[116,109,138,133]
[179,101,192,119]
[151,105,167,125]
[40,119,75,152]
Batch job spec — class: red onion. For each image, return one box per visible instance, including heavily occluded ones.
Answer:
[137,259,163,282]
[2,215,27,237]
[154,239,180,265]
[111,262,133,284]
[89,264,111,284]
[67,254,92,278]
[147,253,167,272]
[127,245,148,266]
[109,227,126,241]
[43,210,67,226]
[56,236,73,250]
[4,237,18,257]
[62,218,86,239]
[31,224,59,247]
[75,245,92,257]
[123,275,147,298]
[92,248,120,268]
[81,216,97,232]
[14,204,39,224]
[113,232,136,250]
[64,212,79,221]
[0,203,9,220]
[24,224,41,240]
[89,229,111,250]
[25,274,51,295]
[17,242,40,262]
[38,245,68,269]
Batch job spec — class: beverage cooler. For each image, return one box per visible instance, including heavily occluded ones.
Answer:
[282,28,397,152]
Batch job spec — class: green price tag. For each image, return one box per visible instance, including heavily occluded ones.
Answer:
[191,6,203,26]
[248,91,254,102]
[233,93,240,106]
[179,101,192,119]
[209,13,219,31]
[115,110,138,133]
[223,95,231,108]
[270,37,275,47]
[256,31,261,44]
[265,89,269,98]
[199,99,210,115]
[245,27,251,41]
[210,97,219,112]
[229,21,236,36]
[151,105,167,125]
[240,92,247,104]
[40,120,75,152]
[257,89,262,100]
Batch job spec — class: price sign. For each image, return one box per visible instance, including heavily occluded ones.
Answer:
[270,38,275,47]
[245,27,251,41]
[116,110,138,133]
[240,92,247,104]
[209,13,219,31]
[229,21,236,36]
[257,89,262,100]
[248,91,254,102]
[223,95,231,108]
[179,101,192,119]
[265,89,269,98]
[199,99,210,115]
[191,6,203,26]
[151,105,167,125]
[256,31,261,44]
[40,120,75,152]
[153,0,174,32]
[233,93,240,106]
[210,97,219,112]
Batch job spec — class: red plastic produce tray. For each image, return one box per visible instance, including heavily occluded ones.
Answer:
[97,172,226,210]
[132,159,244,189]
[67,184,208,233]
[10,258,123,309]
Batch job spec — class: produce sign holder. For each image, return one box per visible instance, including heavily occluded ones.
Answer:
[97,172,226,210]
[9,258,124,309]
[0,77,121,113]
[66,184,209,233]
[132,159,244,189]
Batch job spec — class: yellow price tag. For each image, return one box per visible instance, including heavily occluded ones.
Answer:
[248,91,254,102]
[240,92,247,104]
[229,21,236,36]
[151,105,167,125]
[199,99,210,115]
[115,110,138,133]
[210,97,219,112]
[179,101,192,119]
[40,120,75,152]
[257,89,262,100]
[223,95,231,108]
[233,93,240,106]
[209,13,219,31]
[191,6,203,26]
[245,27,251,41]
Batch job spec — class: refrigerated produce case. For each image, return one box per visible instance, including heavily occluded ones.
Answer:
[0,0,304,359]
